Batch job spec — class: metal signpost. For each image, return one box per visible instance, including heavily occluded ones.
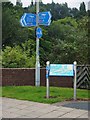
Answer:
[73,61,77,100]
[20,0,52,87]
[35,0,40,86]
[46,61,50,98]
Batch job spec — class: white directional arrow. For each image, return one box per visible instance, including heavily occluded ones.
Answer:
[20,13,36,27]
[39,11,52,26]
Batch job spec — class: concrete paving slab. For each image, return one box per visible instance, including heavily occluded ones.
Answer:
[24,114,39,118]
[15,104,31,109]
[39,110,67,118]
[0,101,2,105]
[20,101,38,106]
[25,106,44,111]
[17,115,31,118]
[14,109,34,116]
[2,106,13,110]
[56,106,74,112]
[26,110,48,117]
[22,112,43,118]
[33,103,51,108]
[59,109,88,118]
[1,97,89,118]
[3,113,21,118]
[4,108,21,113]
[0,110,2,116]
[35,106,59,114]
[2,104,19,109]
[2,111,20,118]
[37,109,54,114]
[78,112,88,118]
[0,105,2,111]
[2,98,34,105]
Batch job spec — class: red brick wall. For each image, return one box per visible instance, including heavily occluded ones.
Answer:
[1,68,73,87]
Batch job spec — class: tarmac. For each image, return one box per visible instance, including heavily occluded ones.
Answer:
[0,97,90,118]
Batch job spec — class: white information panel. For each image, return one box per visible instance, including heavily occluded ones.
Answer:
[49,64,74,76]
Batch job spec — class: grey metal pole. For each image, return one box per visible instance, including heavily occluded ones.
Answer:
[0,3,2,120]
[46,61,50,98]
[73,61,77,100]
[35,0,40,86]
[47,77,49,98]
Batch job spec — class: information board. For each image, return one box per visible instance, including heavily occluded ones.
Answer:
[49,64,74,76]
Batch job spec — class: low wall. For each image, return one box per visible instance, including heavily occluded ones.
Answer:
[1,68,73,87]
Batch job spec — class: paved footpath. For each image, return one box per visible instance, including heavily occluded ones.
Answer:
[0,97,89,118]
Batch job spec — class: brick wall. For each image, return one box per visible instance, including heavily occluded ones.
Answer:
[1,68,73,87]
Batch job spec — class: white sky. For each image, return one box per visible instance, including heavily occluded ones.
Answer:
[9,0,89,9]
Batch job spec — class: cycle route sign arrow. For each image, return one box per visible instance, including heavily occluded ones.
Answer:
[20,13,36,27]
[39,11,52,26]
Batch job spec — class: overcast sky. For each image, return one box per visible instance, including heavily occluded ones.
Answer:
[9,0,89,9]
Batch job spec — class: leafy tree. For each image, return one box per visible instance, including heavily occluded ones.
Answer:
[47,17,88,64]
[77,16,88,64]
[2,2,29,47]
[70,8,79,18]
[21,39,36,58]
[2,42,36,68]
[0,50,2,67]
[48,17,78,41]
[79,2,86,17]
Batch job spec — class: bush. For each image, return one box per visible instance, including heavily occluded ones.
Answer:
[2,46,35,68]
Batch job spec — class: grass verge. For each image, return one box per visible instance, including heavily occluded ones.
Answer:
[2,86,89,104]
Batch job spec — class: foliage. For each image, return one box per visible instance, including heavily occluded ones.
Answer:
[79,2,86,17]
[47,17,88,64]
[2,2,29,47]
[70,8,79,18]
[2,44,36,68]
[2,1,89,67]
[0,51,2,67]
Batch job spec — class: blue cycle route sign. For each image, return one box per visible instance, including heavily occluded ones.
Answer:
[36,27,42,38]
[20,13,36,27]
[39,11,52,26]
[20,11,52,27]
[46,66,50,79]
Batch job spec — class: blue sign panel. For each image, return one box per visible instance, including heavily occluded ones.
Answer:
[36,27,42,38]
[20,13,36,27]
[49,64,74,76]
[39,11,52,26]
[46,66,50,79]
